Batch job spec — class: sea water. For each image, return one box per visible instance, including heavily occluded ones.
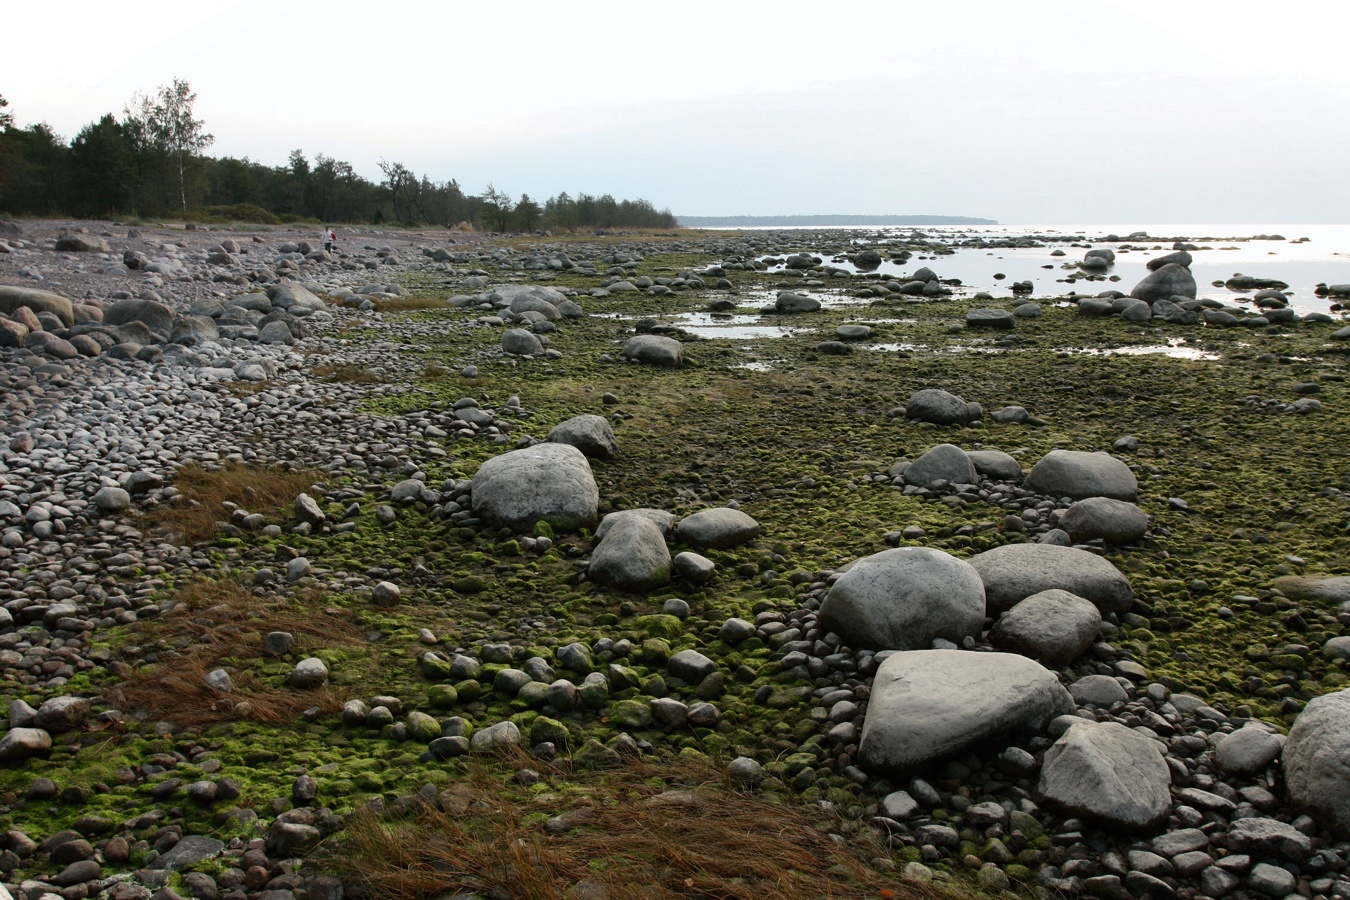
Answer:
[723,223,1350,316]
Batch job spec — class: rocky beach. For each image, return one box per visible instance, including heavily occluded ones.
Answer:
[3,218,1350,900]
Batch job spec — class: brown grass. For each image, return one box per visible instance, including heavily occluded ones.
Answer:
[107,577,362,727]
[372,296,451,313]
[312,363,387,384]
[140,461,325,544]
[322,753,967,900]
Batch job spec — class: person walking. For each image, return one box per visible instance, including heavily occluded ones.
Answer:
[321,227,333,254]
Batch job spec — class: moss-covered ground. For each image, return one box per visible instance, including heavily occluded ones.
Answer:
[4,238,1349,893]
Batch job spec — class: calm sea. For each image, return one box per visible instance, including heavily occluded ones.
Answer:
[716,223,1350,315]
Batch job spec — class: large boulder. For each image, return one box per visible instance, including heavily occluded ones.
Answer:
[673,508,760,549]
[988,589,1102,666]
[903,444,977,488]
[471,443,599,533]
[547,414,619,460]
[1130,262,1197,303]
[1039,721,1172,832]
[820,547,986,651]
[104,297,176,340]
[906,389,979,426]
[587,514,671,592]
[267,282,327,313]
[622,335,684,367]
[1025,450,1138,502]
[495,285,566,321]
[967,543,1134,616]
[1270,575,1350,605]
[1283,688,1350,836]
[55,234,110,252]
[966,449,1023,482]
[858,650,1073,773]
[1059,497,1150,545]
[595,508,676,543]
[0,285,75,327]
[776,291,821,313]
[502,328,544,355]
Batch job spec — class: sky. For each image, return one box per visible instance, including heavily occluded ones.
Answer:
[3,0,1347,224]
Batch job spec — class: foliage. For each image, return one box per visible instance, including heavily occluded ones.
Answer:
[0,81,678,230]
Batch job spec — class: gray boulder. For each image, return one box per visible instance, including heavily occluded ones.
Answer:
[587,514,671,592]
[967,542,1134,616]
[820,547,986,651]
[104,297,176,340]
[989,589,1102,666]
[267,282,327,313]
[966,449,1023,482]
[622,335,684,367]
[471,721,522,753]
[496,285,566,321]
[0,727,53,760]
[859,650,1073,773]
[547,414,619,460]
[170,315,220,346]
[1039,721,1171,831]
[1025,449,1138,502]
[471,443,599,532]
[906,388,979,426]
[1069,674,1129,707]
[1059,497,1150,545]
[674,507,760,549]
[0,285,75,326]
[502,328,543,355]
[1214,724,1283,776]
[966,308,1014,330]
[903,443,977,488]
[776,291,821,313]
[1130,263,1197,303]
[1283,688,1350,836]
[595,508,676,542]
[1147,250,1193,271]
[1270,575,1350,604]
[289,657,329,688]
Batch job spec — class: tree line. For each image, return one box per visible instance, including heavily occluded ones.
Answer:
[0,82,678,232]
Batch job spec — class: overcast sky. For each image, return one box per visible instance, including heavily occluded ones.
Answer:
[4,0,1346,224]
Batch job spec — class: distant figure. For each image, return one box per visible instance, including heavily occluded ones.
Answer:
[328,228,338,255]
[321,227,333,254]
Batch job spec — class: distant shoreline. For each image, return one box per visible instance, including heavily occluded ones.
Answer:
[677,214,999,227]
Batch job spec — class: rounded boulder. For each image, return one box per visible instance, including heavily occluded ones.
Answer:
[471,443,599,533]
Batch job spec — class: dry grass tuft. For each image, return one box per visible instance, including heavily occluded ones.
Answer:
[372,296,451,313]
[140,461,325,544]
[108,578,361,728]
[312,363,387,384]
[323,753,965,900]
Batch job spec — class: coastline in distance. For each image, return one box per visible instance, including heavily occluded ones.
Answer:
[677,214,1000,227]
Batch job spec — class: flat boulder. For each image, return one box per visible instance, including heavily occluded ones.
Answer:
[1283,688,1350,836]
[989,589,1102,666]
[495,285,566,321]
[1025,449,1138,501]
[858,650,1072,773]
[967,543,1134,616]
[0,727,53,760]
[587,514,671,592]
[1039,721,1171,832]
[775,291,821,313]
[966,308,1014,329]
[547,414,619,460]
[820,547,985,651]
[674,507,759,549]
[55,234,110,252]
[267,282,327,312]
[1059,497,1150,545]
[622,335,684,367]
[471,443,599,533]
[0,285,76,327]
[1271,575,1350,605]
